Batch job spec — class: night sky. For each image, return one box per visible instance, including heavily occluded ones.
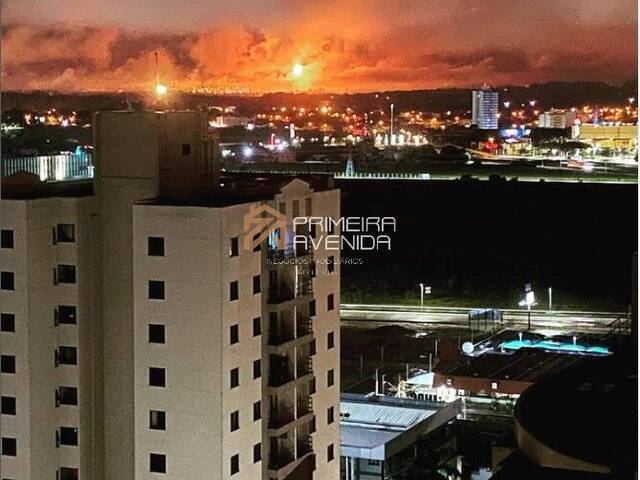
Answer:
[1,0,637,92]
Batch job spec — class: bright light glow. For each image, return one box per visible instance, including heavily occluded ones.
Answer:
[155,83,168,96]
[292,63,304,78]
[242,146,254,158]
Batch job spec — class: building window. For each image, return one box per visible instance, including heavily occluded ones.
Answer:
[150,410,166,430]
[309,377,316,395]
[1,396,16,415]
[230,410,240,432]
[56,265,76,284]
[230,453,240,475]
[148,281,165,300]
[328,256,335,273]
[0,230,13,249]
[59,467,79,480]
[59,427,78,446]
[327,294,334,311]
[148,237,165,256]
[149,367,166,387]
[56,224,75,243]
[1,272,15,291]
[1,313,15,332]
[253,400,261,421]
[1,437,16,456]
[305,198,312,216]
[149,324,166,344]
[229,281,239,301]
[253,443,262,463]
[327,331,335,350]
[292,200,300,217]
[327,444,334,462]
[181,143,191,155]
[309,300,316,317]
[57,306,77,325]
[58,387,78,406]
[230,367,239,388]
[327,406,334,424]
[253,275,261,294]
[253,317,261,337]
[150,453,166,473]
[230,237,239,257]
[230,324,239,345]
[491,381,499,390]
[253,359,261,379]
[309,339,316,356]
[58,346,77,365]
[327,369,335,387]
[278,202,286,214]
[310,261,316,278]
[0,355,15,374]
[60,467,79,480]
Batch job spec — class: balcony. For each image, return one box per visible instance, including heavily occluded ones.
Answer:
[269,406,295,430]
[297,435,313,459]
[269,448,296,471]
[297,394,313,418]
[269,355,295,388]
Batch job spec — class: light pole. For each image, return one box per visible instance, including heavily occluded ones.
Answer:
[548,286,553,310]
[519,284,536,331]
[390,103,395,144]
[419,282,424,307]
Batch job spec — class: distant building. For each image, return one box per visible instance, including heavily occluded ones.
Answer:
[340,395,461,480]
[210,115,250,128]
[537,109,577,129]
[0,111,341,480]
[571,123,638,150]
[471,86,499,130]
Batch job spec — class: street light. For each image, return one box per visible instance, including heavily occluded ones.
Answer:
[519,284,537,330]
[419,283,431,307]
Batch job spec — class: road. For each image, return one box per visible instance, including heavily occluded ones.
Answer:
[340,303,628,334]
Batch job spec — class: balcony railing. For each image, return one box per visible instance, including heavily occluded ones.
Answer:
[2,153,94,182]
[297,396,313,417]
[297,437,313,458]
[296,357,313,378]
[269,449,296,471]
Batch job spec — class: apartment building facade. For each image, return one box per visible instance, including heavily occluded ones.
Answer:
[0,110,340,480]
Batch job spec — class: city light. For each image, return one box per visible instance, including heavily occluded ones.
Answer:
[292,63,304,78]
[155,83,168,96]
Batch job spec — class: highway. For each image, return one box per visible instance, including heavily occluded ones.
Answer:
[340,303,628,334]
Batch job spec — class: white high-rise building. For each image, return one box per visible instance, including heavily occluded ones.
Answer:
[538,109,577,129]
[471,86,499,129]
[1,110,341,480]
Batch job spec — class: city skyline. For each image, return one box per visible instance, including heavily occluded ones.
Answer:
[1,0,637,93]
